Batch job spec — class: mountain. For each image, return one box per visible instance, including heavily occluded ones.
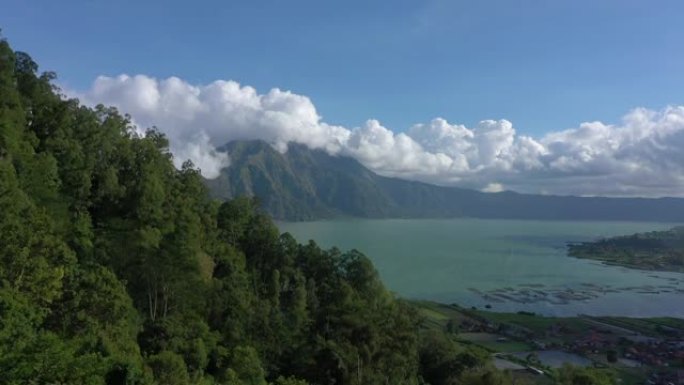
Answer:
[205,140,684,222]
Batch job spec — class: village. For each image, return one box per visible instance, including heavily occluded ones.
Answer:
[415,301,684,385]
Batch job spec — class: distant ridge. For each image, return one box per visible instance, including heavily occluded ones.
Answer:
[205,140,684,222]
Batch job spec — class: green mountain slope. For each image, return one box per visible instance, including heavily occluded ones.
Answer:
[205,141,395,219]
[207,140,684,222]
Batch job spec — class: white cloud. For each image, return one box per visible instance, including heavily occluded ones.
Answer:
[482,183,504,193]
[342,119,454,178]
[76,74,684,197]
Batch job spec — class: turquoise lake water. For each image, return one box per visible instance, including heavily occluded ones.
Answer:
[278,219,684,317]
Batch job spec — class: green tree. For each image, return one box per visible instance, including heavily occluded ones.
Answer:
[147,351,190,385]
[272,376,310,385]
[0,160,74,308]
[229,346,268,385]
[556,365,617,385]
[458,367,515,385]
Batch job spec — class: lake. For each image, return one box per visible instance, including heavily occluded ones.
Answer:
[278,219,684,317]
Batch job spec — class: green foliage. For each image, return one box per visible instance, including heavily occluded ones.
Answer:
[458,367,515,385]
[147,351,190,385]
[228,346,268,385]
[556,365,617,385]
[271,376,310,385]
[0,160,74,309]
[418,330,487,385]
[0,289,108,385]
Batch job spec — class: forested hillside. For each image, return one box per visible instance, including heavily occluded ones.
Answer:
[0,35,506,385]
[568,226,684,272]
[207,141,684,222]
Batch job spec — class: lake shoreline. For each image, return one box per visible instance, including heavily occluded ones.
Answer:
[570,256,684,274]
[279,218,684,318]
[566,227,684,273]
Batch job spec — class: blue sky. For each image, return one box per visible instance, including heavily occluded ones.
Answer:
[4,0,684,197]
[3,0,683,135]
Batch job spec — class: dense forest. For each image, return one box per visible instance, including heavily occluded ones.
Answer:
[0,34,616,385]
[568,227,684,272]
[206,141,684,222]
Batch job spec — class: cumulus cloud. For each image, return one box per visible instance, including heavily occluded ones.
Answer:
[482,183,505,193]
[81,75,349,177]
[77,74,684,197]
